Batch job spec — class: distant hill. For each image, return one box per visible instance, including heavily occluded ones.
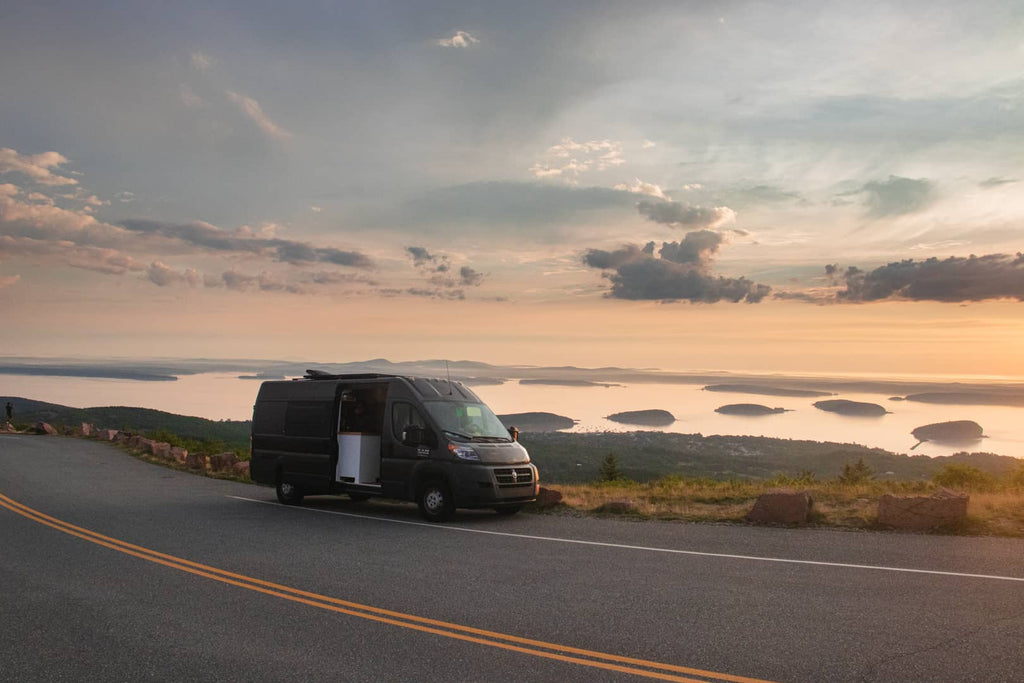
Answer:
[0,396,250,444]
[704,384,832,397]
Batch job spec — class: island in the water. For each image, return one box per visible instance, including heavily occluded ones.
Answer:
[911,420,984,446]
[902,392,1024,408]
[703,384,833,398]
[498,412,576,432]
[606,409,676,426]
[813,399,889,417]
[715,404,788,416]
[518,379,621,387]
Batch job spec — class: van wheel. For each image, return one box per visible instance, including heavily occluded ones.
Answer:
[418,480,454,522]
[276,479,304,505]
[494,505,523,516]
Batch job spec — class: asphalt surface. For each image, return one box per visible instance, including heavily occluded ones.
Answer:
[2,435,1023,682]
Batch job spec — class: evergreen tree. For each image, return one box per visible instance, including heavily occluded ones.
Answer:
[598,452,624,482]
[838,457,874,484]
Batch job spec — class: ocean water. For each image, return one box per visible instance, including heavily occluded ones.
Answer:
[3,372,1022,458]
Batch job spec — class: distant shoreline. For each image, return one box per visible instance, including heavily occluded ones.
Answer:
[3,357,1024,409]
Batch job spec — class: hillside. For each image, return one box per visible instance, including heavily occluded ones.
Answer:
[1,397,250,444]
[518,431,1021,484]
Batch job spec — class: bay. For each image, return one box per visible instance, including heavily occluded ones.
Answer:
[2,372,1022,459]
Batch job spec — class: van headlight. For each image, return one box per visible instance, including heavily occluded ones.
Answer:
[448,442,480,461]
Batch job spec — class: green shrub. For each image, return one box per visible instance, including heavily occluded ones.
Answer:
[933,463,995,492]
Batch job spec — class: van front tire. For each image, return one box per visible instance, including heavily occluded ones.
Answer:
[276,479,304,506]
[418,480,454,522]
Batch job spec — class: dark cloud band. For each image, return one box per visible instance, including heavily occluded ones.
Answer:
[121,219,373,268]
[838,253,1024,302]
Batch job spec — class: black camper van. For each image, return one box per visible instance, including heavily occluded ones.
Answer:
[249,371,538,521]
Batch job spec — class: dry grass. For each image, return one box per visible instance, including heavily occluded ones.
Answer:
[537,478,1024,536]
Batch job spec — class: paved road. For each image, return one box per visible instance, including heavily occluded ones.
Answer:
[2,435,1023,682]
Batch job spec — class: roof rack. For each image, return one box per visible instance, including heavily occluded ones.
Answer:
[301,369,394,381]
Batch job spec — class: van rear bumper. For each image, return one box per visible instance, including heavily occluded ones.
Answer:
[451,463,539,508]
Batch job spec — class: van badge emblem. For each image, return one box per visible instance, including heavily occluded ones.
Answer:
[512,470,518,482]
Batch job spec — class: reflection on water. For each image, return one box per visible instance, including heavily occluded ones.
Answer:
[3,373,1022,458]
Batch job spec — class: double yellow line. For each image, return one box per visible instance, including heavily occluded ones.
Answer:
[1,492,771,683]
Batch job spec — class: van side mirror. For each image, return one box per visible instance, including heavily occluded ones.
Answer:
[402,425,423,445]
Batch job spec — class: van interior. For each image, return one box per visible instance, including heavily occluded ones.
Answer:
[336,384,388,486]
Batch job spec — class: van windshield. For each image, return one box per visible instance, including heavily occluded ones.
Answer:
[423,401,512,441]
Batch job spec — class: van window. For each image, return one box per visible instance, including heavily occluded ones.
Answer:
[391,402,427,439]
[284,401,333,437]
[423,401,511,441]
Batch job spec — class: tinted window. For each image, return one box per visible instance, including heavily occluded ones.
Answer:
[391,402,427,439]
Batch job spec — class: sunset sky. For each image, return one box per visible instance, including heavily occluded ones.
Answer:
[2,1,1023,377]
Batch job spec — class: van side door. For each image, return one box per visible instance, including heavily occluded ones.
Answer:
[380,400,433,499]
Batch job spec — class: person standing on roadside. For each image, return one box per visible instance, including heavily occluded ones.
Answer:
[5,401,12,423]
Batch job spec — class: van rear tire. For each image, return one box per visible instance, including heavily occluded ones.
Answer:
[276,479,304,505]
[417,480,454,522]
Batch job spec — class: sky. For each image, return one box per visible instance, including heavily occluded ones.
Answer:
[2,1,1023,377]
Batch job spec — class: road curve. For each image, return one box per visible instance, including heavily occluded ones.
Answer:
[2,435,1023,682]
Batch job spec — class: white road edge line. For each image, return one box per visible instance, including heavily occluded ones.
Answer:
[227,496,1024,583]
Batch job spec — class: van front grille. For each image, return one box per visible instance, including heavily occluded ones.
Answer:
[494,467,534,488]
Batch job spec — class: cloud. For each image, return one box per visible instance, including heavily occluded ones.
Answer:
[190,51,214,71]
[658,230,723,267]
[225,91,292,140]
[583,232,770,303]
[404,246,484,292]
[582,243,654,270]
[308,271,377,286]
[217,269,304,294]
[614,178,668,199]
[406,246,449,272]
[0,184,124,246]
[979,177,1017,188]
[436,30,479,48]
[0,148,78,186]
[837,253,1024,303]
[529,138,625,182]
[724,185,802,207]
[0,235,146,276]
[636,199,736,229]
[387,287,466,300]
[146,261,201,287]
[858,175,935,217]
[120,219,373,268]
[459,266,485,287]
